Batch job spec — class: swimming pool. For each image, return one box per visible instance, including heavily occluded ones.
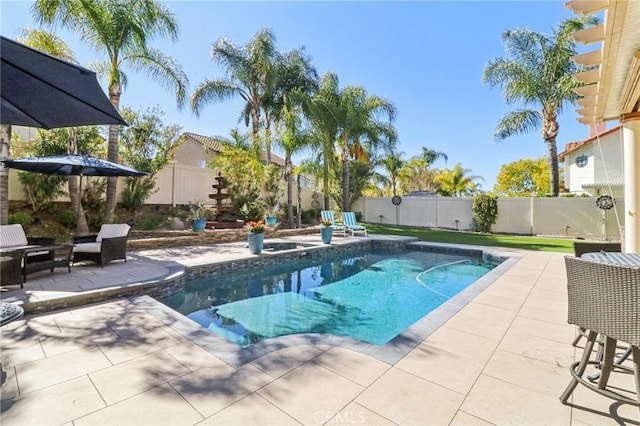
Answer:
[159,249,495,347]
[160,247,500,347]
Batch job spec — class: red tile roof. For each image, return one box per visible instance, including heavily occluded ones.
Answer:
[181,132,287,167]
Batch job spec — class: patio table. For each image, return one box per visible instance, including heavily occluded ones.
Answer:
[582,252,640,266]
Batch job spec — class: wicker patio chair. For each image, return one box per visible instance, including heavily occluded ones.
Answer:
[73,224,131,266]
[560,256,640,409]
[571,241,622,347]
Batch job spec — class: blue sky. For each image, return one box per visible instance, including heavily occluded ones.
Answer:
[1,1,595,189]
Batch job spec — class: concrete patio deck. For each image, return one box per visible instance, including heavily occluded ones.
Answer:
[1,236,638,425]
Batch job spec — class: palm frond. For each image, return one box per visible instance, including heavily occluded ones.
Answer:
[126,47,189,109]
[494,109,541,140]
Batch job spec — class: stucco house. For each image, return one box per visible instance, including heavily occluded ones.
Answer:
[176,132,286,168]
[558,124,623,197]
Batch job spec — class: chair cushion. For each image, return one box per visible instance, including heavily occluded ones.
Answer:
[96,224,131,242]
[73,242,102,253]
[0,224,28,248]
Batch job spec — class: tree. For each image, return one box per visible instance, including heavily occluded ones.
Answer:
[192,29,276,156]
[19,127,104,214]
[17,29,93,234]
[210,129,263,214]
[34,0,189,223]
[494,158,550,196]
[435,163,483,196]
[264,47,318,164]
[376,151,405,196]
[300,73,341,210]
[420,147,448,166]
[277,103,313,227]
[397,157,440,194]
[330,85,396,212]
[483,16,598,196]
[118,106,182,210]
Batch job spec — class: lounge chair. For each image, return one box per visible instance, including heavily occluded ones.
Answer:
[73,223,131,266]
[320,211,345,236]
[342,212,367,236]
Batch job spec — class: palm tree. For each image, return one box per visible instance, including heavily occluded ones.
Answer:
[334,86,397,211]
[299,73,341,210]
[34,0,189,224]
[17,29,92,235]
[397,157,440,194]
[276,101,314,228]
[265,48,318,164]
[420,147,448,167]
[435,163,483,197]
[192,29,276,156]
[483,16,598,196]
[377,151,405,196]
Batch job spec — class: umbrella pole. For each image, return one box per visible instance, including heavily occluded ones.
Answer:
[77,174,83,230]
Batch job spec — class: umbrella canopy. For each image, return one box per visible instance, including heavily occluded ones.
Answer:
[1,154,148,177]
[0,36,127,129]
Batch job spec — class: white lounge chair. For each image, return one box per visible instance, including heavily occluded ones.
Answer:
[342,212,367,236]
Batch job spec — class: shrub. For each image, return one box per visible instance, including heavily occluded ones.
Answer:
[121,176,157,211]
[8,212,32,231]
[301,208,320,225]
[471,193,498,233]
[58,209,76,228]
[137,213,165,230]
[239,201,265,222]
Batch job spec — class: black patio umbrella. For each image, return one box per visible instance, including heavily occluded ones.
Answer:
[0,36,126,129]
[1,154,148,177]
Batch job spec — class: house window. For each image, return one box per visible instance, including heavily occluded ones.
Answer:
[575,154,588,168]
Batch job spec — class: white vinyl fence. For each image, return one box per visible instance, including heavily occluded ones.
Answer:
[352,196,624,239]
[8,163,321,210]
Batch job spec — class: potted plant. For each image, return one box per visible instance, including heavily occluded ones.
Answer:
[246,220,265,254]
[320,218,333,244]
[265,204,279,228]
[187,200,208,232]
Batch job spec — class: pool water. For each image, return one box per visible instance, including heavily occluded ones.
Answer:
[159,249,496,347]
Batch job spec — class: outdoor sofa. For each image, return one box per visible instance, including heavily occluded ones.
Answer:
[0,224,70,287]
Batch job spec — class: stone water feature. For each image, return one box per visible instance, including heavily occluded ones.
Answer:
[207,172,244,229]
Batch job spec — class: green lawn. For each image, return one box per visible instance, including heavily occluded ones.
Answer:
[366,223,574,253]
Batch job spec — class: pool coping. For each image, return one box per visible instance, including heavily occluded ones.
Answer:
[144,239,521,366]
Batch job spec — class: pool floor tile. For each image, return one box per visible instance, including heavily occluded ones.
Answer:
[164,341,231,372]
[97,326,181,365]
[449,411,495,425]
[198,393,299,425]
[14,345,112,394]
[459,375,571,425]
[258,362,364,425]
[481,348,569,397]
[0,376,106,425]
[73,383,204,426]
[250,344,326,378]
[326,402,396,425]
[355,367,464,425]
[312,347,391,387]
[395,344,487,395]
[89,350,191,405]
[170,363,273,418]
[443,302,517,340]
